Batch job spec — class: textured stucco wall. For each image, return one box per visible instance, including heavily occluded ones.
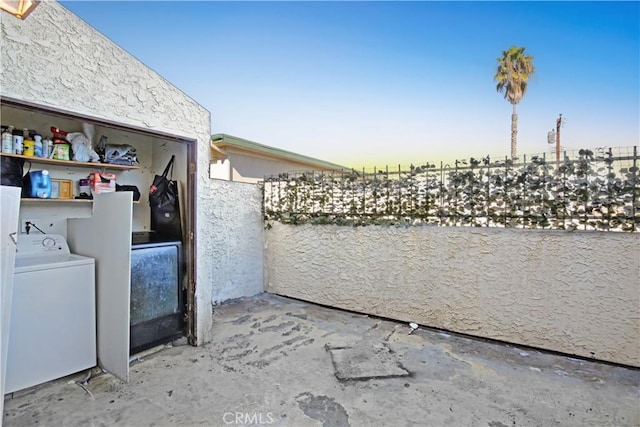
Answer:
[0,2,208,136]
[227,151,337,183]
[265,223,640,367]
[208,180,264,303]
[1,2,217,345]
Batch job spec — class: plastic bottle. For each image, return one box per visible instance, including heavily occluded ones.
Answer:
[23,135,35,157]
[33,133,43,157]
[42,137,53,158]
[1,125,13,153]
[12,129,24,155]
[39,170,51,198]
[29,170,52,198]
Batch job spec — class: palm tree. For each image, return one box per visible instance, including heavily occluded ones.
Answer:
[494,46,535,159]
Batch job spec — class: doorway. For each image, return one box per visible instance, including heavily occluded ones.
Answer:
[0,97,198,346]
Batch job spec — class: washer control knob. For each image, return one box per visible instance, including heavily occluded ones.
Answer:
[42,237,56,248]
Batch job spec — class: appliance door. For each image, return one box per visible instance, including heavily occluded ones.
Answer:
[130,242,183,353]
[6,262,96,393]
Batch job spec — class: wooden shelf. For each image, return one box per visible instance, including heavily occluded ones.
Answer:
[21,198,140,204]
[21,198,92,203]
[0,153,140,170]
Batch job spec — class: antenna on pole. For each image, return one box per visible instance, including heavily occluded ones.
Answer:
[555,114,563,161]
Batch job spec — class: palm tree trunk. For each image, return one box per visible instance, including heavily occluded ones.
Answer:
[511,103,518,160]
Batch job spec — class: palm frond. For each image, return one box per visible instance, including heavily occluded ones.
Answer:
[494,45,535,105]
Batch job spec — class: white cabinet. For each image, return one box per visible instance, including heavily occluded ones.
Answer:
[0,186,21,422]
[68,192,133,382]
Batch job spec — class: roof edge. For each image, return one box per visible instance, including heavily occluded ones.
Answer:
[211,133,349,170]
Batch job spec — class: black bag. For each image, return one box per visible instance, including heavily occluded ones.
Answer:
[116,184,141,201]
[149,155,182,240]
[1,156,27,187]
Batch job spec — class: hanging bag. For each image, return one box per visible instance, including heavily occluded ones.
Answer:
[1,156,28,188]
[149,155,182,240]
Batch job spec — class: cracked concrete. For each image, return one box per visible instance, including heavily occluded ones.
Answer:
[3,293,639,426]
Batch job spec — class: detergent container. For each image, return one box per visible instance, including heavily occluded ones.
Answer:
[25,170,52,198]
[23,138,35,157]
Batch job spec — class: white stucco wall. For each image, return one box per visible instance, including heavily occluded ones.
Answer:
[265,223,640,367]
[1,2,217,345]
[210,159,232,180]
[208,180,264,302]
[227,151,339,183]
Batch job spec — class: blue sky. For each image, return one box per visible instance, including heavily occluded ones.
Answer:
[61,1,639,167]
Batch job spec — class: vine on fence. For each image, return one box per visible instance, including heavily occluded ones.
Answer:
[263,147,639,232]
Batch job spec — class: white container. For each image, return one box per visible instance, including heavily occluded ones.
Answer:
[42,138,53,158]
[12,131,24,155]
[34,133,43,157]
[1,126,13,153]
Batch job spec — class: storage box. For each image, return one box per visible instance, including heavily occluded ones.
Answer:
[51,179,73,199]
[89,172,116,195]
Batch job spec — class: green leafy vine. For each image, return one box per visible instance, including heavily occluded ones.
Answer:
[263,148,639,232]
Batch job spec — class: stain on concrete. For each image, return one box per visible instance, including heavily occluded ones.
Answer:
[296,392,350,427]
[261,336,307,357]
[262,314,278,323]
[247,359,271,369]
[231,314,253,325]
[282,324,302,336]
[219,337,252,356]
[213,311,316,371]
[226,333,250,342]
[258,320,295,332]
[226,349,253,361]
[286,312,308,320]
[488,421,510,427]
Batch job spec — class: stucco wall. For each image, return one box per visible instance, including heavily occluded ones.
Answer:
[265,223,640,367]
[227,151,339,183]
[208,180,264,302]
[1,2,217,345]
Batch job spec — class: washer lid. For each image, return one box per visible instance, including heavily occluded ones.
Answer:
[14,253,94,273]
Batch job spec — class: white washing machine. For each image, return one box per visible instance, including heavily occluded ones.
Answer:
[5,234,96,394]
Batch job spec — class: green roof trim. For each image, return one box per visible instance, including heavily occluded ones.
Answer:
[211,133,348,170]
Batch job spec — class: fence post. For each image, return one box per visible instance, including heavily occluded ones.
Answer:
[485,156,490,227]
[633,146,638,232]
[394,165,402,220]
[562,151,568,230]
[439,161,444,225]
[583,152,589,230]
[523,154,527,229]
[278,174,283,217]
[504,156,509,228]
[373,166,378,217]
[542,152,547,229]
[385,165,390,216]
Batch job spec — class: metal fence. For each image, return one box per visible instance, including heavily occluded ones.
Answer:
[263,146,640,232]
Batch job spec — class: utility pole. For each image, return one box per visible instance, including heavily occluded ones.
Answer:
[555,113,562,161]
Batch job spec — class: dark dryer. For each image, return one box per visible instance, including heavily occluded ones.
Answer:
[130,232,185,354]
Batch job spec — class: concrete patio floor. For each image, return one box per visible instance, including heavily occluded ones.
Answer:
[3,293,639,427]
